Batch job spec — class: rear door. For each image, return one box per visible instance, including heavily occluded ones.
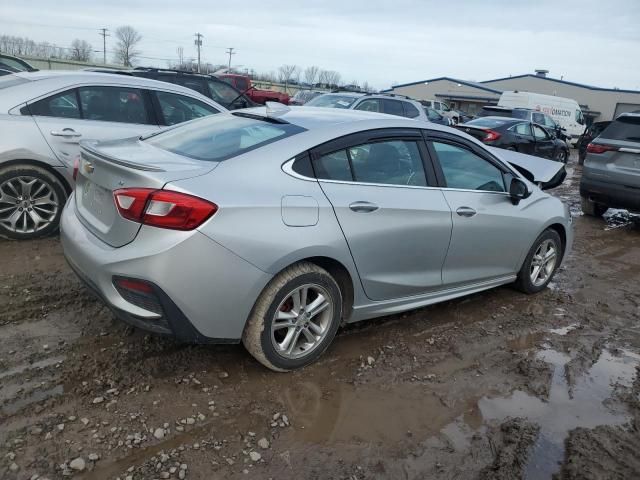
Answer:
[532,124,555,158]
[427,133,536,286]
[29,85,160,169]
[311,129,452,301]
[510,122,536,154]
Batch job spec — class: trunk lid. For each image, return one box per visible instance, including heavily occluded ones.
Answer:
[75,137,216,247]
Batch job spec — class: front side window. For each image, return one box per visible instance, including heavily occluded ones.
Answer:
[79,86,149,124]
[382,99,404,117]
[354,99,381,112]
[156,91,219,126]
[146,113,306,162]
[29,89,80,118]
[532,124,550,140]
[425,107,442,121]
[432,141,505,192]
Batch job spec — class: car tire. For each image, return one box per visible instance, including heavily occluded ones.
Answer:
[242,262,342,372]
[555,150,568,163]
[0,165,67,241]
[581,196,608,217]
[514,229,563,294]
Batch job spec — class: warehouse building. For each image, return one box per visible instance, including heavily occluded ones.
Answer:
[383,70,640,124]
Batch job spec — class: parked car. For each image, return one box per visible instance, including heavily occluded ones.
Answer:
[421,99,460,123]
[576,121,611,165]
[424,106,451,125]
[120,67,256,110]
[218,74,290,105]
[307,92,431,122]
[478,106,569,143]
[0,71,227,240]
[0,54,37,76]
[457,117,570,162]
[60,106,572,371]
[289,90,325,106]
[580,113,640,216]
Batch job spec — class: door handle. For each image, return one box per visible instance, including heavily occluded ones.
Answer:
[50,129,82,138]
[349,201,379,213]
[456,206,477,217]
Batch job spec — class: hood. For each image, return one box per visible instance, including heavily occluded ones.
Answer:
[487,146,566,190]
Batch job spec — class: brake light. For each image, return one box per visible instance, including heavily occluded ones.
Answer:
[72,156,80,181]
[586,143,618,154]
[113,188,218,230]
[483,129,502,142]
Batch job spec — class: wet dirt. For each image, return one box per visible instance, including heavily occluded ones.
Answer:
[1,155,639,480]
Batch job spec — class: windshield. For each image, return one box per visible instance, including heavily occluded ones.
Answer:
[306,94,359,109]
[467,118,509,128]
[0,74,29,90]
[146,114,306,162]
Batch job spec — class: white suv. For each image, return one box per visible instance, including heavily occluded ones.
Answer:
[305,92,430,122]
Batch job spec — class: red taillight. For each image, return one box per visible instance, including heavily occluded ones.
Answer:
[113,188,218,230]
[72,156,80,181]
[483,129,502,142]
[586,143,618,154]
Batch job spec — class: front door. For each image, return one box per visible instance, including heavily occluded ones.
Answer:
[532,124,556,159]
[428,138,538,286]
[312,130,452,301]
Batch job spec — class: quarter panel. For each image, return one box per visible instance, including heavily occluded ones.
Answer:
[0,113,64,168]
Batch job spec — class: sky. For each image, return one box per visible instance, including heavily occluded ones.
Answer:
[1,0,639,90]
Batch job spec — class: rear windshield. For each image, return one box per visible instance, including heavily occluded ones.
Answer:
[600,116,640,142]
[306,94,359,109]
[0,75,29,90]
[466,118,510,128]
[145,113,306,162]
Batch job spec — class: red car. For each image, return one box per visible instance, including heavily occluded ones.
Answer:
[218,74,289,105]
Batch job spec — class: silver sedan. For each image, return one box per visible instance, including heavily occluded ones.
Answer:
[61,106,572,371]
[0,71,226,240]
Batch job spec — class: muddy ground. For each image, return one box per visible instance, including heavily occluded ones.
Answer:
[1,155,639,480]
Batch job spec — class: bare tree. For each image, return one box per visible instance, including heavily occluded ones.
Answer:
[303,65,320,86]
[322,70,341,89]
[113,25,142,67]
[278,64,299,91]
[70,39,92,62]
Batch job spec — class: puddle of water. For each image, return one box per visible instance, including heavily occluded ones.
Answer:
[478,348,637,480]
[1,384,63,416]
[0,355,65,380]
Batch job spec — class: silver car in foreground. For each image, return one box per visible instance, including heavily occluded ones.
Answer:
[61,106,572,371]
[0,71,226,240]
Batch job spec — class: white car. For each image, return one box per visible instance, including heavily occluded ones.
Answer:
[0,71,227,240]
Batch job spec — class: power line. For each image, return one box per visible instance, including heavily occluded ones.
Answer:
[98,28,110,64]
[226,47,235,70]
[194,32,203,73]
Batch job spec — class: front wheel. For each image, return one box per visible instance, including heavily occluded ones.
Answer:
[242,262,342,371]
[581,196,608,217]
[0,165,67,240]
[515,229,562,294]
[555,150,568,163]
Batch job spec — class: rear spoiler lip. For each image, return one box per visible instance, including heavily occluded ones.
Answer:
[80,139,165,173]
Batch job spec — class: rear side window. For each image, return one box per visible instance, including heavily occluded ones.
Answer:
[600,116,640,142]
[315,150,352,181]
[146,114,306,162]
[166,76,208,97]
[29,90,80,118]
[79,86,150,124]
[532,112,545,124]
[432,141,505,192]
[382,99,404,117]
[155,91,219,126]
[354,99,381,112]
[403,102,420,118]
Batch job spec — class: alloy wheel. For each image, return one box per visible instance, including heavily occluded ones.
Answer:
[0,176,59,234]
[271,284,334,360]
[530,239,558,287]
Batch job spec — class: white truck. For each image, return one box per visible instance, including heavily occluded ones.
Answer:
[498,91,586,146]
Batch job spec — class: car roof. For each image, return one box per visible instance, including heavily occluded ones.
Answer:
[0,70,227,112]
[472,116,520,123]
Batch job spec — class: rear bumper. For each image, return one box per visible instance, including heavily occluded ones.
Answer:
[580,176,640,212]
[60,194,273,342]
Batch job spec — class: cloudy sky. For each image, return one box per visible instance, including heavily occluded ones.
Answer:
[1,0,639,90]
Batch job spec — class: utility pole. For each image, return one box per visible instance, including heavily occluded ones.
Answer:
[194,33,203,73]
[225,47,235,71]
[99,28,110,64]
[177,46,184,67]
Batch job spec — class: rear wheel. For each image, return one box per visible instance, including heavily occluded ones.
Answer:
[242,262,342,371]
[581,196,608,217]
[515,229,562,294]
[0,165,67,240]
[507,146,518,151]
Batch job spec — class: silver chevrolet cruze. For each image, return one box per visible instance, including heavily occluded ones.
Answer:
[61,106,572,371]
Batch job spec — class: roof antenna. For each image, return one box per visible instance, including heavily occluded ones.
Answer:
[265,101,290,118]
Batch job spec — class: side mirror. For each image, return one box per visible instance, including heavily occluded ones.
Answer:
[508,176,531,205]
